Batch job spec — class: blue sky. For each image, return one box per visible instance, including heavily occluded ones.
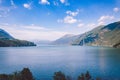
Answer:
[0,0,120,41]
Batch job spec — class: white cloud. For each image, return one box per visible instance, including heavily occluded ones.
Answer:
[23,3,31,9]
[60,0,65,3]
[39,0,50,5]
[66,9,80,16]
[78,23,84,27]
[60,0,70,6]
[98,21,105,25]
[58,9,80,24]
[64,16,77,24]
[24,25,46,31]
[98,15,115,25]
[98,15,114,22]
[0,24,68,41]
[87,23,96,27]
[113,7,119,12]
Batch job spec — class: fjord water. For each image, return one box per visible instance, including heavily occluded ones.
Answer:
[0,46,120,80]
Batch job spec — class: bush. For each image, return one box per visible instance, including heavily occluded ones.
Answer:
[53,71,67,80]
[0,68,34,80]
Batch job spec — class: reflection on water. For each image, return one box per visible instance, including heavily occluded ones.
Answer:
[0,46,120,80]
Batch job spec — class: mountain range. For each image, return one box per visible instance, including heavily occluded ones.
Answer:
[52,21,120,48]
[52,34,79,45]
[0,29,36,47]
[1,21,120,48]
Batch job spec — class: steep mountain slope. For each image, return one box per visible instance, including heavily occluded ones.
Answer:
[53,21,120,48]
[52,34,79,45]
[0,29,36,47]
[0,29,14,40]
[72,21,120,47]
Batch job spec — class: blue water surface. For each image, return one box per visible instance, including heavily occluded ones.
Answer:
[0,46,120,80]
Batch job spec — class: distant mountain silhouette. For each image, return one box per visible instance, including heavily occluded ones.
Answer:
[52,34,79,45]
[0,29,36,47]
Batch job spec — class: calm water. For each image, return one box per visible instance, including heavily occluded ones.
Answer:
[0,46,120,80]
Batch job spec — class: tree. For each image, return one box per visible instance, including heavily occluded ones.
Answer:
[53,71,66,80]
[78,71,92,80]
[21,68,34,80]
[0,74,9,80]
[85,71,91,80]
[78,73,85,80]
